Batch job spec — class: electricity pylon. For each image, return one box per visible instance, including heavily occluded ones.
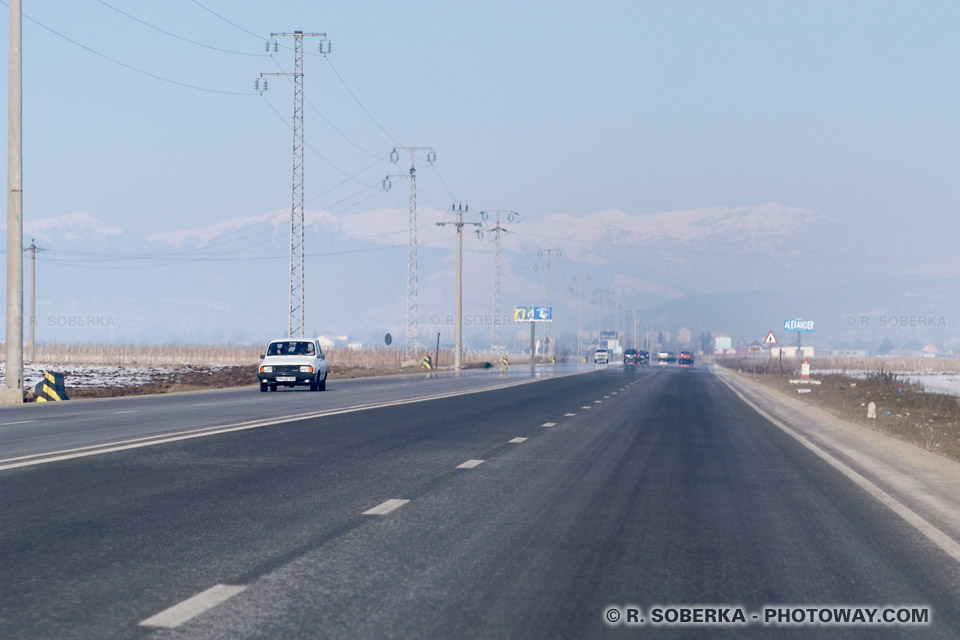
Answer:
[480,210,519,352]
[593,288,613,346]
[257,31,331,338]
[384,146,435,357]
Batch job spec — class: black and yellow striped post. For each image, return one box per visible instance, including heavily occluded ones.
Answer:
[421,355,433,370]
[550,356,556,365]
[500,355,509,368]
[34,371,68,402]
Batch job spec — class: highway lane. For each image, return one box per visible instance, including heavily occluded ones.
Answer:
[0,363,588,462]
[2,366,959,639]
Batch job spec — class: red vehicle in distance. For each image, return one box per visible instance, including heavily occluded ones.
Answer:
[678,351,694,367]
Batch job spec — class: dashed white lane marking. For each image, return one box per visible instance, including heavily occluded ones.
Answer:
[611,392,618,395]
[564,413,576,417]
[113,410,139,415]
[140,584,247,629]
[456,459,485,469]
[582,406,592,410]
[509,437,527,443]
[362,499,410,516]
[541,422,557,428]
[604,395,610,398]
[3,419,36,426]
[594,400,602,403]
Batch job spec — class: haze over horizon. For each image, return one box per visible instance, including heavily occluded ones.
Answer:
[2,1,957,350]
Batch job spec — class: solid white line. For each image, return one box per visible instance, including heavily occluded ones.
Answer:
[0,375,574,471]
[541,422,556,428]
[717,373,960,567]
[456,459,485,469]
[564,413,576,417]
[139,584,247,629]
[2,419,36,426]
[362,498,410,516]
[509,437,527,443]
[113,410,139,415]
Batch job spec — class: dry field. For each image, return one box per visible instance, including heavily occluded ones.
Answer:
[14,343,523,399]
[719,360,960,463]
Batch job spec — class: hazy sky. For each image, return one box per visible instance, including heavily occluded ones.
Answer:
[2,0,958,255]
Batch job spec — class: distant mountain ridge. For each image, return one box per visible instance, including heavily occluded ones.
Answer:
[3,203,955,348]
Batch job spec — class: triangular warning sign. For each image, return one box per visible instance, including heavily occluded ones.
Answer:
[763,331,778,345]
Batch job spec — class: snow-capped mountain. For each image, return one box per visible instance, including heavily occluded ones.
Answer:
[2,203,955,349]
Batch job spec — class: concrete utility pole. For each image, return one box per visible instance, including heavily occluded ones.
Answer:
[537,249,561,358]
[614,289,622,338]
[593,289,613,347]
[436,204,480,371]
[571,274,590,361]
[384,146,435,357]
[4,0,23,402]
[25,239,40,363]
[480,210,519,353]
[257,31,331,338]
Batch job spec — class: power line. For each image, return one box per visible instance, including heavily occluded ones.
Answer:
[95,0,264,57]
[325,57,401,146]
[190,0,263,42]
[0,1,255,96]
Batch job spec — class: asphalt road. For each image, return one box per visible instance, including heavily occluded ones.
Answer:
[2,366,959,639]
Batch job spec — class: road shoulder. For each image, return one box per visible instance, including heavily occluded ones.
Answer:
[713,365,960,557]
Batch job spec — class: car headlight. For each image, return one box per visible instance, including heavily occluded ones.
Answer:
[260,366,273,373]
[299,365,313,373]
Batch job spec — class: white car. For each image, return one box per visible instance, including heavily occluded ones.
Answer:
[594,348,609,364]
[258,338,329,392]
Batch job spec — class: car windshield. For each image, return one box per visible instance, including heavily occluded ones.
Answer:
[267,341,315,356]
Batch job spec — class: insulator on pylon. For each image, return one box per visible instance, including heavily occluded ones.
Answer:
[382,177,392,191]
[427,150,436,164]
[319,39,332,55]
[390,149,400,163]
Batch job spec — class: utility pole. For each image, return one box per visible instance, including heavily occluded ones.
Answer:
[25,239,40,363]
[436,204,480,371]
[614,289,622,339]
[480,210,519,353]
[571,274,590,361]
[4,0,23,400]
[537,249,561,358]
[257,31,331,338]
[384,146,436,357]
[593,289,613,348]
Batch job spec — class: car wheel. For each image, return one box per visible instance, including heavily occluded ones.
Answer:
[259,381,267,392]
[269,383,277,392]
[309,377,318,391]
[318,373,326,391]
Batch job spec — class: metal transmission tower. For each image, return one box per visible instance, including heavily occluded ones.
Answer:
[570,274,591,360]
[614,289,623,338]
[480,210,520,352]
[383,147,435,356]
[535,249,561,357]
[436,204,481,371]
[257,31,331,338]
[593,289,613,345]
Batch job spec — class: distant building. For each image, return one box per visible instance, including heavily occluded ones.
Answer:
[677,327,692,344]
[922,343,938,358]
[714,336,732,353]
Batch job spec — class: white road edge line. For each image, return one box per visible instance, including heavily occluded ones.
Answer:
[363,499,410,516]
[541,422,557,428]
[0,374,585,470]
[717,373,960,567]
[139,584,247,629]
[509,437,527,443]
[2,419,36,426]
[456,459,485,469]
[113,410,139,415]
